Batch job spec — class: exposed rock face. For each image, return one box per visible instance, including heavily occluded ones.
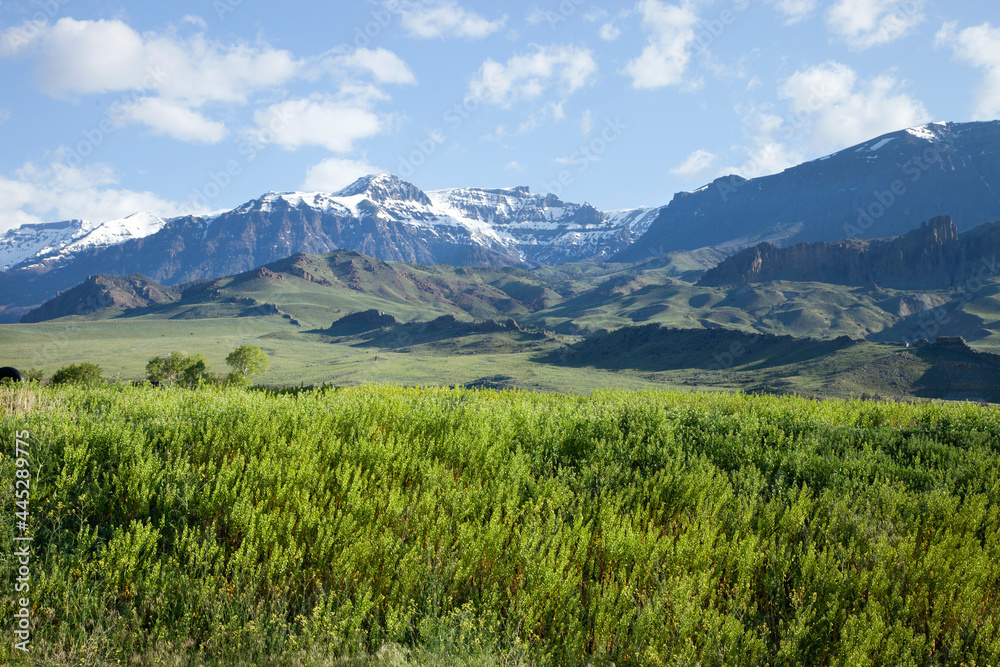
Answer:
[20,274,179,323]
[328,309,399,334]
[698,216,1000,288]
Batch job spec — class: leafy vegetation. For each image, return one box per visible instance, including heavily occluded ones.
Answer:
[146,351,211,387]
[49,362,103,386]
[2,383,999,665]
[21,367,44,383]
[226,344,270,379]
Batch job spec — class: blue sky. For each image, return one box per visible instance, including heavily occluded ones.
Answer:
[0,0,997,231]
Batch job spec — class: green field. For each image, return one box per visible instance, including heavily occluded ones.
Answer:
[2,383,999,665]
[6,248,1000,402]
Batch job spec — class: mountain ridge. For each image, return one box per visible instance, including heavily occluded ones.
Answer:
[615,120,1000,261]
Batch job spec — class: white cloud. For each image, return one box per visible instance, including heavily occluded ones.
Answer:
[1,18,301,104]
[397,1,506,39]
[26,18,147,95]
[253,97,383,152]
[0,160,197,233]
[581,109,593,135]
[936,22,1000,121]
[826,0,925,51]
[469,44,597,107]
[302,157,382,192]
[623,0,700,90]
[504,161,525,173]
[125,98,228,143]
[182,15,208,30]
[769,0,817,25]
[779,61,931,153]
[330,47,416,85]
[526,9,550,26]
[670,149,717,177]
[599,23,622,41]
[515,101,565,135]
[0,17,409,154]
[0,108,8,124]
[720,139,804,179]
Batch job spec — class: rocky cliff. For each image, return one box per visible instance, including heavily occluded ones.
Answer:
[698,216,999,288]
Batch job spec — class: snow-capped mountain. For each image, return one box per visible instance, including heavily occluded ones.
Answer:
[0,211,165,271]
[617,120,1000,261]
[0,175,658,321]
[425,185,659,263]
[214,174,659,265]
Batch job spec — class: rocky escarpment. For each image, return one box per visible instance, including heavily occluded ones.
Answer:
[698,216,1000,288]
[20,274,179,323]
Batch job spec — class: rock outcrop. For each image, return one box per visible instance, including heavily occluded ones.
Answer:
[698,216,999,288]
[20,274,179,322]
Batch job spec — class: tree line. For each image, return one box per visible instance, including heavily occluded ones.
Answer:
[6,345,269,387]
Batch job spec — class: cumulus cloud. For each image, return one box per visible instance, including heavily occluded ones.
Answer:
[469,44,597,107]
[504,161,525,173]
[0,17,415,150]
[0,18,299,103]
[330,47,417,85]
[125,98,228,143]
[396,1,506,39]
[826,0,925,51]
[622,0,700,90]
[0,159,197,233]
[936,22,1000,121]
[302,157,383,192]
[600,23,622,41]
[670,149,717,177]
[779,61,931,153]
[252,97,383,153]
[768,0,817,25]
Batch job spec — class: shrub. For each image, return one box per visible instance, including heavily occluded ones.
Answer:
[146,352,211,387]
[50,362,103,386]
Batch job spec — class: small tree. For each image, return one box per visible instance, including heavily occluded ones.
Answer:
[146,352,211,387]
[22,368,44,383]
[225,345,269,380]
[51,363,103,386]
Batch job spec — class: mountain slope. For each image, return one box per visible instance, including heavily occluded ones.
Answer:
[0,175,657,322]
[20,274,180,323]
[616,120,1000,261]
[0,212,165,271]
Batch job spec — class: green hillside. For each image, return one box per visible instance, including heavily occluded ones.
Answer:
[5,247,1000,401]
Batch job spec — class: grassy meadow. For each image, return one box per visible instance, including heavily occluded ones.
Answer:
[2,382,999,665]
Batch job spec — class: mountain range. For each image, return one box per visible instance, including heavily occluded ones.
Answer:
[0,175,658,322]
[4,120,1000,324]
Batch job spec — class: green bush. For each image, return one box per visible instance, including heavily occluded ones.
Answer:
[145,352,211,387]
[49,362,103,386]
[22,367,44,382]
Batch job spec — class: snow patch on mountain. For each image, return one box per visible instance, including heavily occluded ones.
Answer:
[0,212,165,271]
[1,174,664,271]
